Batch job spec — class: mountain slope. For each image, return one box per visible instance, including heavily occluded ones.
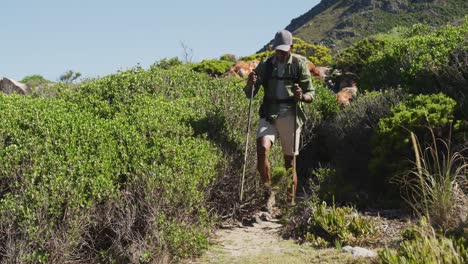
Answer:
[270,0,468,49]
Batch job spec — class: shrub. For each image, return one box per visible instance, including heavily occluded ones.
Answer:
[379,236,467,264]
[0,64,243,262]
[191,59,233,76]
[219,53,237,62]
[334,21,468,98]
[293,37,332,66]
[335,38,387,72]
[394,23,467,92]
[370,93,459,198]
[240,50,274,62]
[434,46,468,119]
[379,219,467,264]
[285,201,378,248]
[308,167,348,204]
[21,75,51,87]
[309,81,340,123]
[20,75,61,98]
[153,57,183,69]
[0,95,123,262]
[301,89,404,204]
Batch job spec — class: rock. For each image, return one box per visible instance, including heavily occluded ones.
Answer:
[223,60,259,78]
[253,215,262,224]
[259,212,273,222]
[0,77,30,95]
[342,246,377,257]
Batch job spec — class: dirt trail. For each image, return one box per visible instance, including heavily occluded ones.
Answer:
[209,218,286,258]
[192,213,377,264]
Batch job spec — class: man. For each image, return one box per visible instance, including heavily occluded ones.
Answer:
[244,29,314,212]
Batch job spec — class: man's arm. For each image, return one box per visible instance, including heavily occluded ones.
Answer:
[292,59,314,103]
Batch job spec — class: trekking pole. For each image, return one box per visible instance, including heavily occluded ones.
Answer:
[240,74,256,202]
[292,84,299,203]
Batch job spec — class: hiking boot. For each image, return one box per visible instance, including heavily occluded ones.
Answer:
[261,187,275,213]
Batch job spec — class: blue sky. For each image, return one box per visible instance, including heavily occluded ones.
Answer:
[1,0,320,81]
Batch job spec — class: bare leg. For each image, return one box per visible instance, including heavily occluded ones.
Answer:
[257,137,276,212]
[257,137,272,186]
[284,154,297,205]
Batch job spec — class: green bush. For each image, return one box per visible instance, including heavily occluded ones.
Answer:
[335,38,387,72]
[21,75,51,86]
[308,167,348,204]
[369,93,459,199]
[363,21,467,98]
[153,57,183,69]
[20,75,59,98]
[309,81,340,122]
[301,89,404,205]
[434,46,468,119]
[379,219,467,264]
[191,59,233,76]
[0,64,247,262]
[219,53,237,62]
[335,37,399,90]
[300,82,340,156]
[380,235,467,264]
[240,51,273,61]
[293,37,332,66]
[286,201,378,248]
[334,21,468,98]
[0,95,123,262]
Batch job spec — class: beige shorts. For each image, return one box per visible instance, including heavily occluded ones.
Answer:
[256,112,301,156]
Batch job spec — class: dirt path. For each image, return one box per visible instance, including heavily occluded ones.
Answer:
[192,213,378,264]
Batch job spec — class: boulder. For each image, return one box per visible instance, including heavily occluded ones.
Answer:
[224,60,259,78]
[316,66,331,80]
[336,87,355,107]
[342,246,377,257]
[336,72,358,107]
[0,77,30,95]
[306,60,322,78]
[224,59,326,79]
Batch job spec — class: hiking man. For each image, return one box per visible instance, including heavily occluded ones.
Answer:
[244,29,314,212]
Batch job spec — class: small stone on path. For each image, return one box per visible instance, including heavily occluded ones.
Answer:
[341,246,377,257]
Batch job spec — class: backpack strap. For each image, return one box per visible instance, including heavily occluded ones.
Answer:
[264,55,301,86]
[260,57,274,120]
[264,56,274,85]
[290,56,300,84]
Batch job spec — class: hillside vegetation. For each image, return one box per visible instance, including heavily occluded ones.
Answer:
[0,66,251,262]
[278,0,468,48]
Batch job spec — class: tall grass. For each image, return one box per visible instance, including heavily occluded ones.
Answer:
[396,129,468,231]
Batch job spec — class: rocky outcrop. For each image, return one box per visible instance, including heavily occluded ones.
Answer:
[224,60,259,78]
[0,78,31,95]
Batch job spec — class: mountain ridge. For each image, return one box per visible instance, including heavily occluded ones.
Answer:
[261,0,468,50]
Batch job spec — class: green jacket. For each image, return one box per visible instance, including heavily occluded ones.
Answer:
[244,53,314,127]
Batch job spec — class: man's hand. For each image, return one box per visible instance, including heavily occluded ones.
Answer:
[247,71,257,88]
[292,83,303,101]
